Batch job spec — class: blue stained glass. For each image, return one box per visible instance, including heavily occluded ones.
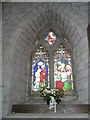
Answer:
[56,35,58,40]
[60,59,63,63]
[39,66,41,69]
[45,36,47,38]
[63,52,66,56]
[37,55,40,58]
[39,59,43,63]
[66,60,68,64]
[64,75,67,79]
[34,64,38,77]
[58,54,60,57]
[45,63,48,77]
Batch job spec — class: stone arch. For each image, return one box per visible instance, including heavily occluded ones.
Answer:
[3,2,88,116]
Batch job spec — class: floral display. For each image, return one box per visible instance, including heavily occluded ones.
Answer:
[39,87,64,105]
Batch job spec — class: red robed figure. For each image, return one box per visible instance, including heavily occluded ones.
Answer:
[41,68,46,84]
[56,81,64,89]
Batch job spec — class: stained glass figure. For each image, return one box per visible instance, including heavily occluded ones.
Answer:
[54,45,73,91]
[32,46,49,92]
[45,32,58,45]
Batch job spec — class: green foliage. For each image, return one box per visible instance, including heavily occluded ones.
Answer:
[54,89,64,100]
[43,93,51,102]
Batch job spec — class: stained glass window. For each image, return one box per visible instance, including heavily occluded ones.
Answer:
[32,46,49,92]
[54,44,73,91]
[45,32,58,45]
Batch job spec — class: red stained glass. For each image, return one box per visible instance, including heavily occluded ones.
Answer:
[56,81,64,90]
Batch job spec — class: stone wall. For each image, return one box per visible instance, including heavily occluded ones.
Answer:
[0,0,90,2]
[2,2,88,117]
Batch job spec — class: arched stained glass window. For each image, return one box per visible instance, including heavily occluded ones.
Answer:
[54,44,73,91]
[32,46,49,92]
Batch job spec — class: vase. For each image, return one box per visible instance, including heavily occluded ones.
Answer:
[56,99,59,104]
[56,99,61,104]
[59,99,61,102]
[47,100,50,105]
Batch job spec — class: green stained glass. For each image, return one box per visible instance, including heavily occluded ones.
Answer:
[57,75,62,81]
[64,82,72,91]
[63,48,65,50]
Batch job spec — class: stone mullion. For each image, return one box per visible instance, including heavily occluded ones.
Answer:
[49,49,54,89]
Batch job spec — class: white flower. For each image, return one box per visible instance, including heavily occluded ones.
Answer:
[47,90,51,93]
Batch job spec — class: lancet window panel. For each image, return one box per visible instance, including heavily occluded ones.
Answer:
[32,46,49,92]
[54,44,73,91]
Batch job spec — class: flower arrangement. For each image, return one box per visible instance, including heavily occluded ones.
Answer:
[39,87,64,105]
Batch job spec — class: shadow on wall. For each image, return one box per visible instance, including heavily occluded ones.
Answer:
[87,24,90,113]
[87,24,90,52]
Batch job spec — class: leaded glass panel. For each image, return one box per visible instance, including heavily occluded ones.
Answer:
[32,46,49,92]
[54,45,73,91]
